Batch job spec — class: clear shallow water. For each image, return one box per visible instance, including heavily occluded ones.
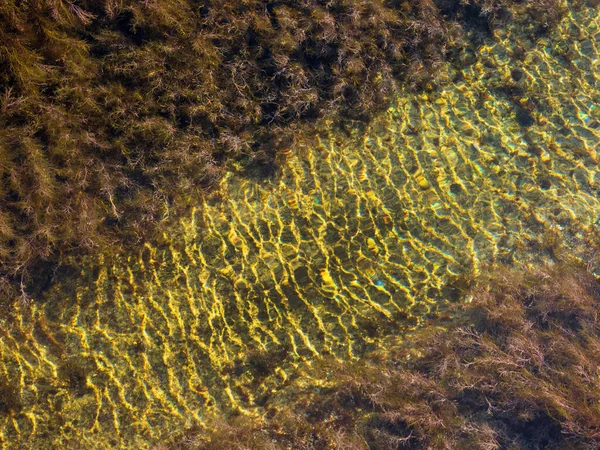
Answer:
[0,5,599,449]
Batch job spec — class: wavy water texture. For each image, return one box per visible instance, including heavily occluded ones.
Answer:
[0,4,598,449]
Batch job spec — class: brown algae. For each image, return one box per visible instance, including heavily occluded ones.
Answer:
[0,3,599,449]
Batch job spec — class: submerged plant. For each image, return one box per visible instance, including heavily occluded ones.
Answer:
[0,0,577,296]
[163,259,600,449]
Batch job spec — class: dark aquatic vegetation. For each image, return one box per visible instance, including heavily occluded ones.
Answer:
[0,1,598,448]
[0,0,568,299]
[166,260,600,450]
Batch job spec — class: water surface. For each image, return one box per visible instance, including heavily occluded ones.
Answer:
[0,5,599,449]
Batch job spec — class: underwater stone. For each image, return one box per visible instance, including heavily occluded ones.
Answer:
[516,108,535,127]
[511,68,524,81]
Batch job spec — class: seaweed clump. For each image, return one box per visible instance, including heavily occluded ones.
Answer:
[0,0,568,297]
[164,262,600,449]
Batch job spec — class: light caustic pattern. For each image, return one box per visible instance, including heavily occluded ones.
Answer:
[1,5,600,449]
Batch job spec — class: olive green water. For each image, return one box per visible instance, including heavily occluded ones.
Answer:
[1,5,599,449]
